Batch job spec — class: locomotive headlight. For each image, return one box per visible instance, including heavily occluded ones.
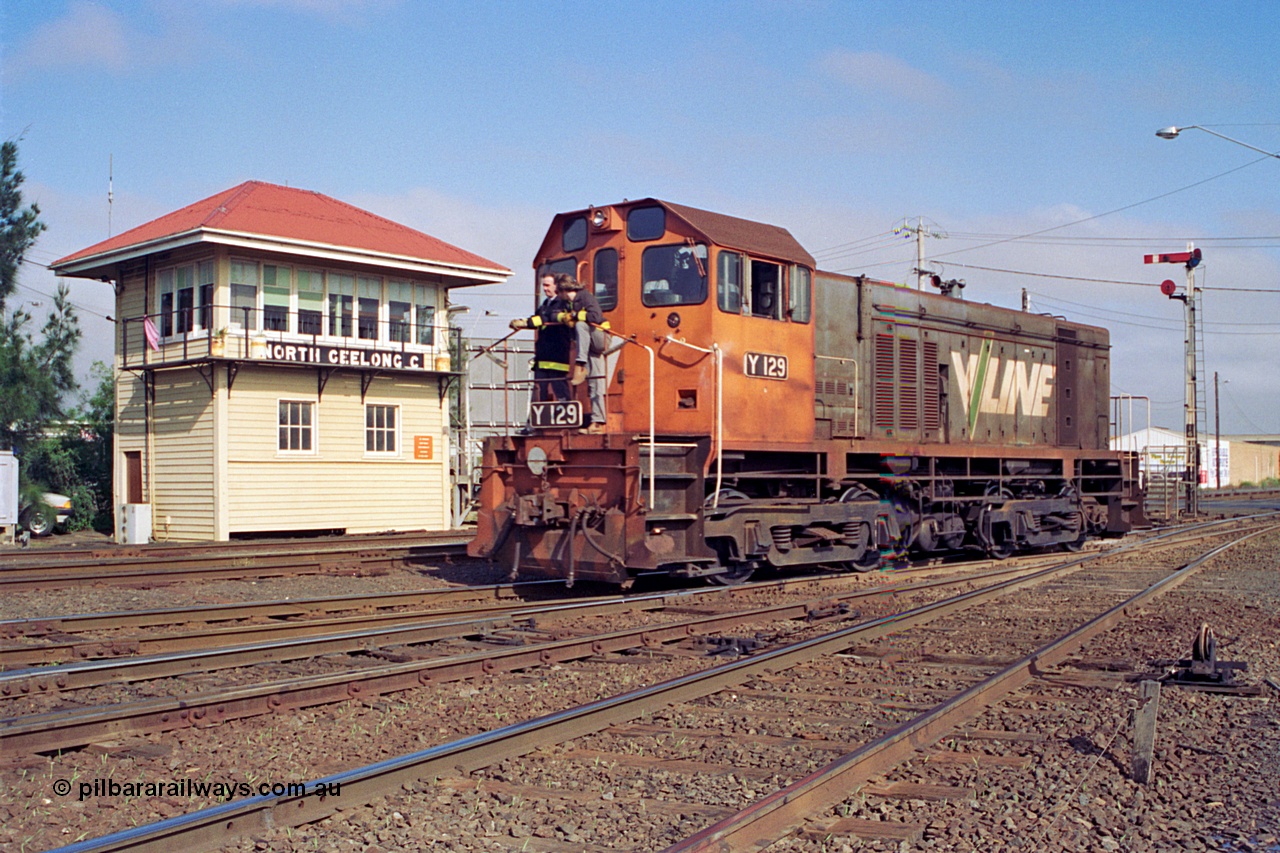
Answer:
[527,446,548,477]
[591,208,608,228]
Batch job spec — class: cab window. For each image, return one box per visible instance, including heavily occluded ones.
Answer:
[627,206,665,241]
[717,251,743,314]
[750,260,782,320]
[593,248,618,311]
[538,257,577,282]
[790,265,811,323]
[641,243,708,306]
[562,217,587,252]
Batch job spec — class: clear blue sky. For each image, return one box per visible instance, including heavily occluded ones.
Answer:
[4,0,1279,434]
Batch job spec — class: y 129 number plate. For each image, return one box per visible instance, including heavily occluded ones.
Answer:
[744,352,788,380]
[529,400,583,428]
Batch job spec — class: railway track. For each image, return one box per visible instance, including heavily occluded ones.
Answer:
[22,516,1278,852]
[0,529,470,591]
[0,563,1057,755]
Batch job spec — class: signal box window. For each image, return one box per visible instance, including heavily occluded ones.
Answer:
[790,265,811,324]
[297,270,324,336]
[175,266,194,334]
[641,244,707,307]
[750,261,782,320]
[329,274,354,338]
[358,276,381,340]
[593,249,618,311]
[627,206,665,241]
[562,217,588,252]
[414,284,436,346]
[197,261,214,331]
[366,404,399,454]
[717,251,743,314]
[158,269,174,336]
[230,260,259,330]
[278,400,314,453]
[388,281,412,343]
[263,265,291,332]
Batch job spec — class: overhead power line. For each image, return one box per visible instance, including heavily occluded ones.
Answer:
[941,261,1280,293]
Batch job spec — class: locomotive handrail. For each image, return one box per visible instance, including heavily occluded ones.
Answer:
[601,327,656,510]
[662,335,724,508]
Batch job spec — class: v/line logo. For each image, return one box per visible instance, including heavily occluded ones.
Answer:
[952,340,1055,433]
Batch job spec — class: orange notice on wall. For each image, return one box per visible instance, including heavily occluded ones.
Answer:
[413,436,433,460]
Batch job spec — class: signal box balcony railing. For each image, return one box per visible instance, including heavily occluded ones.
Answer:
[120,306,456,374]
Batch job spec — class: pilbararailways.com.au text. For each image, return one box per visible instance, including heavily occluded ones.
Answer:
[55,777,344,802]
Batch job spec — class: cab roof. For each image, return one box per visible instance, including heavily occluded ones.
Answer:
[541,198,816,268]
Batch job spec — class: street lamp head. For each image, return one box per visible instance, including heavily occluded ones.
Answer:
[1156,126,1182,140]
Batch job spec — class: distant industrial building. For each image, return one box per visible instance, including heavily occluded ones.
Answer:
[1112,426,1279,489]
[52,181,509,542]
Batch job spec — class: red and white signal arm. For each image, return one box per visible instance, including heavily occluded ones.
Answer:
[1144,248,1202,268]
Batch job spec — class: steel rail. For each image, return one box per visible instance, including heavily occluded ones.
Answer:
[0,588,710,694]
[0,579,562,637]
[0,554,1093,757]
[0,558,1030,676]
[0,543,468,592]
[3,518,1262,701]
[7,516,1265,758]
[0,554,396,590]
[0,529,471,569]
[663,522,1280,852]
[2,539,1090,637]
[0,535,1142,655]
[0,586,647,668]
[40,523,1242,852]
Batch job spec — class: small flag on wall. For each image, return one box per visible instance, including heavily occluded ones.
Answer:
[143,317,160,351]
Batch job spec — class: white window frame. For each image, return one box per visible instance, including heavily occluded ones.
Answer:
[277,399,317,455]
[364,403,400,456]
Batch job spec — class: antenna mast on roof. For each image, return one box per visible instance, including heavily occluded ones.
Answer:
[108,154,114,237]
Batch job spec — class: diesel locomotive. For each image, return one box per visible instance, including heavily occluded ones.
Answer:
[468,199,1146,586]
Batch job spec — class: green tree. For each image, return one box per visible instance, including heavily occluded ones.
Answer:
[1,139,47,312]
[1,139,88,530]
[22,362,114,531]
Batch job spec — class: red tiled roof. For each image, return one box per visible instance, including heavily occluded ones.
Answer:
[53,181,509,273]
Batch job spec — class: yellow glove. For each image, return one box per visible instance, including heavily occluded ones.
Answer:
[554,311,574,325]
[509,318,529,330]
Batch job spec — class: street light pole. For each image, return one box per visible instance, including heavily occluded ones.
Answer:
[1156,125,1280,159]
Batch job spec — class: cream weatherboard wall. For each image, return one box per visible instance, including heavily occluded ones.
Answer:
[149,371,217,540]
[223,370,449,534]
[114,267,148,522]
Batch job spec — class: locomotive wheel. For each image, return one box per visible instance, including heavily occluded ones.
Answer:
[1062,534,1086,553]
[987,542,1014,560]
[851,549,882,573]
[709,562,755,585]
